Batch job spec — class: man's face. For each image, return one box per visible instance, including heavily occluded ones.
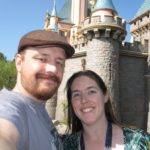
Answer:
[15,46,66,102]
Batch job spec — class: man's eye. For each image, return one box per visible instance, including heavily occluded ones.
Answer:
[35,57,47,62]
[56,61,65,67]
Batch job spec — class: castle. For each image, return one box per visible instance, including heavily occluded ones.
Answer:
[44,0,150,132]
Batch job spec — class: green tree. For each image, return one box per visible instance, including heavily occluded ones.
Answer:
[0,52,6,61]
[0,60,16,89]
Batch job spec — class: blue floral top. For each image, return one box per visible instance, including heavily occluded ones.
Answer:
[63,127,150,150]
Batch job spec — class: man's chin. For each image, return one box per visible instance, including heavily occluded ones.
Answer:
[35,92,53,101]
[37,88,58,100]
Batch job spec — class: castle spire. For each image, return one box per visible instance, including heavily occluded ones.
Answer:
[93,0,117,14]
[48,0,59,32]
[51,0,57,16]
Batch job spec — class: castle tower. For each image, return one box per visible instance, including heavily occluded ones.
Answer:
[44,10,50,30]
[71,0,88,25]
[47,0,59,32]
[70,0,88,44]
[130,0,150,44]
[78,0,126,118]
[130,0,150,131]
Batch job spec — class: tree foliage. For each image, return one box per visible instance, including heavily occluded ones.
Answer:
[0,52,7,61]
[0,59,16,90]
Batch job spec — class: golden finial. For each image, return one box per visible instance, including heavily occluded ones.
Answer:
[89,0,96,10]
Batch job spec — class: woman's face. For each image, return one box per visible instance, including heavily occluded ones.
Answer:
[71,76,108,126]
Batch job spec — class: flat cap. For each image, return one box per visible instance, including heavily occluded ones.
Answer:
[18,29,75,58]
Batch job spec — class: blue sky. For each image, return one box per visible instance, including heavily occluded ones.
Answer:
[0,0,143,60]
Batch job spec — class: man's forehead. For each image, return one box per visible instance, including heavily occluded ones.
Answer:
[24,46,66,59]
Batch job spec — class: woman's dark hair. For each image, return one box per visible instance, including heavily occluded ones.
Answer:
[65,70,119,134]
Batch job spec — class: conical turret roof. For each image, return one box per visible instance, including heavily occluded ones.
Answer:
[133,0,150,19]
[51,0,57,16]
[94,0,117,13]
[59,0,72,23]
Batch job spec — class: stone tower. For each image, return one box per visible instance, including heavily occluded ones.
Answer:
[77,0,126,118]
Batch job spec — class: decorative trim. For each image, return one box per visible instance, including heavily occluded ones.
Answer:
[72,51,86,58]
[120,50,148,58]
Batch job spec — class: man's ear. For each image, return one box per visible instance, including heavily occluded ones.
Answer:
[15,54,23,72]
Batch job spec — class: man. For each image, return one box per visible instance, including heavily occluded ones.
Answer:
[0,29,74,150]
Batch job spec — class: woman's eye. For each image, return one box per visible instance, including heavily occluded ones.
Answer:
[88,90,96,94]
[72,93,80,98]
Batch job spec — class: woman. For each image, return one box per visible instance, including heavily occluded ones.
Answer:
[63,70,150,150]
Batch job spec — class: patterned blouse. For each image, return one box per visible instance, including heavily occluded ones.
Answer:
[63,127,150,150]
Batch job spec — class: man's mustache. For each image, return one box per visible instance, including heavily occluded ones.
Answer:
[36,73,60,84]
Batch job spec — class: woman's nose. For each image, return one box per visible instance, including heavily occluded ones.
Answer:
[80,93,88,103]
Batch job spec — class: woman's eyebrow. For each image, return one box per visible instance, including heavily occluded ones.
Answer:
[87,86,98,90]
[72,90,80,93]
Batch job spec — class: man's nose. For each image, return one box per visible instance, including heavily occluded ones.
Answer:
[45,63,57,74]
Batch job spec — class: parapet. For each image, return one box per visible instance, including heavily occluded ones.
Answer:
[80,15,126,32]
[121,41,148,53]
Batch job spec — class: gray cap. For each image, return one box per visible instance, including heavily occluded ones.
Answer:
[18,29,75,58]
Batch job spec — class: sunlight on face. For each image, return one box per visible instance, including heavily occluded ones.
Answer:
[16,46,66,101]
[71,76,108,125]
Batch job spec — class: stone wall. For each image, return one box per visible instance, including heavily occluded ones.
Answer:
[119,54,148,130]
[56,55,86,120]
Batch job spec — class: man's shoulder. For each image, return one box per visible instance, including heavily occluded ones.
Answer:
[0,88,18,99]
[0,88,13,96]
[0,88,24,105]
[0,88,27,116]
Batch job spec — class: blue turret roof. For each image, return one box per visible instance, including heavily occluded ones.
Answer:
[51,0,57,16]
[59,0,91,23]
[59,0,72,23]
[133,0,150,19]
[49,0,59,33]
[94,0,117,13]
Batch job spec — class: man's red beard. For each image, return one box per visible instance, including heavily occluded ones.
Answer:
[21,72,61,101]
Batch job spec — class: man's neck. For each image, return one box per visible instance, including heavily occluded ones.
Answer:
[13,85,46,104]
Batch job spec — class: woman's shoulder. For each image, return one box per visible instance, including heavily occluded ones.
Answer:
[63,131,82,150]
[123,127,150,149]
[123,127,150,137]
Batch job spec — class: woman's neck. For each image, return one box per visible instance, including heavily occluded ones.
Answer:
[83,117,108,143]
[82,121,124,150]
